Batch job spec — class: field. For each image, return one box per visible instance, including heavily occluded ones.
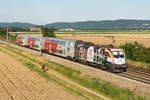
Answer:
[10,30,150,47]
[56,33,150,47]
[55,30,150,34]
[0,50,87,100]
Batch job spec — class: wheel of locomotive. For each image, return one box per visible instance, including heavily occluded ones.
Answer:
[67,56,70,60]
[30,45,32,48]
[70,57,74,61]
[99,65,104,70]
[123,68,127,72]
[124,64,128,72]
[86,61,90,65]
[83,60,87,65]
[78,59,82,63]
[107,65,114,72]
[98,64,106,70]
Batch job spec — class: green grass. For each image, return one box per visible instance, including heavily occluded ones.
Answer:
[127,59,150,70]
[0,43,147,100]
[46,61,145,100]
[24,62,91,100]
[0,33,16,41]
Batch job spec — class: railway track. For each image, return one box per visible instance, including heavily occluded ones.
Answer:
[1,38,150,85]
[117,66,150,84]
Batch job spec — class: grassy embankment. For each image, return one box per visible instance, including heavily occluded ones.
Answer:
[0,33,16,41]
[0,43,146,100]
[127,60,150,69]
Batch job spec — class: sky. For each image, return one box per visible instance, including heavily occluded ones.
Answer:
[0,0,150,25]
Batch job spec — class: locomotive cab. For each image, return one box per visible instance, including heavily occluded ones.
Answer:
[104,48,127,72]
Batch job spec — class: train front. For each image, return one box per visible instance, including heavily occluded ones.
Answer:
[109,48,127,72]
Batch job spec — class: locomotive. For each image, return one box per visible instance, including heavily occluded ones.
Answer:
[16,35,127,72]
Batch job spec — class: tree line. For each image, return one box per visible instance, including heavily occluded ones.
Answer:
[0,26,56,37]
[119,42,150,63]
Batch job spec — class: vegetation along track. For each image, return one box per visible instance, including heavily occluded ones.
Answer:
[1,38,150,85]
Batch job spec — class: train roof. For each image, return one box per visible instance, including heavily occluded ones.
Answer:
[18,35,83,43]
[43,37,82,42]
[110,48,124,52]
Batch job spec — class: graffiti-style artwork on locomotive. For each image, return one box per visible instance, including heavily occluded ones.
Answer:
[78,45,87,60]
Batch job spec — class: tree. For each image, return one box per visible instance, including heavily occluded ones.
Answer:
[0,27,6,35]
[42,27,55,37]
[119,42,147,62]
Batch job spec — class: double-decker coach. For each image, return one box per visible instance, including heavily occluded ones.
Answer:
[27,36,42,50]
[41,37,84,59]
[16,35,27,46]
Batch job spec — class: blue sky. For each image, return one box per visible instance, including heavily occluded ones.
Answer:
[0,0,150,25]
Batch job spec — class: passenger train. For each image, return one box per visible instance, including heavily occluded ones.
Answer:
[16,35,127,72]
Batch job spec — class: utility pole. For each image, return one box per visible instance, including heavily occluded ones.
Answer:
[40,27,42,35]
[7,28,9,43]
[71,27,75,39]
[40,27,43,56]
[105,36,116,47]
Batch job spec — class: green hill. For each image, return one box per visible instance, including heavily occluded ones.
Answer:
[1,19,150,30]
[46,19,150,30]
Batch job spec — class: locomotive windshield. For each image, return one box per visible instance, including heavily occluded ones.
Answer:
[112,51,124,58]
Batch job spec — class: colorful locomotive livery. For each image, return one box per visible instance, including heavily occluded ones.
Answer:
[16,35,127,72]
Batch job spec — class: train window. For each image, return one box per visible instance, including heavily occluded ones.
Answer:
[56,49,63,54]
[119,51,124,55]
[68,48,70,52]
[119,55,124,58]
[51,48,56,52]
[112,51,124,58]
[112,51,118,55]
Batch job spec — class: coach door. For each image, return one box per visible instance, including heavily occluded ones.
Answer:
[66,41,74,57]
[87,46,94,62]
